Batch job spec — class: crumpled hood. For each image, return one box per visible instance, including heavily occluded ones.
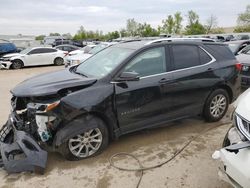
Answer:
[11,69,97,97]
[237,54,250,65]
[235,88,250,120]
[2,53,21,58]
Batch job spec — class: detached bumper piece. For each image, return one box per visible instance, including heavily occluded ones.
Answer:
[213,127,250,188]
[0,123,47,174]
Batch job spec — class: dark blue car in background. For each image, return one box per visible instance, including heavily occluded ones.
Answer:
[0,40,17,57]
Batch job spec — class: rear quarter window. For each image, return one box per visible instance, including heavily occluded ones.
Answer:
[204,44,235,60]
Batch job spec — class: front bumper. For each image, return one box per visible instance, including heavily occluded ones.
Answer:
[213,127,250,187]
[0,117,48,174]
[0,61,12,69]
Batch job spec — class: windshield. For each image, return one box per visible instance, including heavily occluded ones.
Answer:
[228,43,239,54]
[20,47,32,54]
[88,44,107,54]
[241,45,250,55]
[75,47,134,78]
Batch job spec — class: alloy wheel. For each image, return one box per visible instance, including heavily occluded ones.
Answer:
[209,94,227,118]
[68,128,103,158]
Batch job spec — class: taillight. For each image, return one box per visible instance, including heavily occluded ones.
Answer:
[235,62,242,71]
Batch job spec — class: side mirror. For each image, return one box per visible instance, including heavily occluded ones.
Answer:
[116,72,140,81]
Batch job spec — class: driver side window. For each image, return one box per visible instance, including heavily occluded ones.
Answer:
[124,47,166,77]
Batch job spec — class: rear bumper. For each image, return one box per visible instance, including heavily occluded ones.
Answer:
[0,116,48,174]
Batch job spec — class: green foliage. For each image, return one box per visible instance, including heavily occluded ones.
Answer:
[238,5,250,25]
[234,25,250,32]
[35,35,46,40]
[235,5,250,33]
[126,18,139,36]
[185,10,205,35]
[49,33,61,36]
[161,12,183,34]
[137,23,160,37]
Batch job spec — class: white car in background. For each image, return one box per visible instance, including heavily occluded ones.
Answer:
[0,47,65,69]
[67,44,96,57]
[65,42,117,67]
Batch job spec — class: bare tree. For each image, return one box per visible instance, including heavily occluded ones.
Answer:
[205,15,218,34]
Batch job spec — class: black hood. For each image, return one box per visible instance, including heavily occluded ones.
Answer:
[11,69,97,97]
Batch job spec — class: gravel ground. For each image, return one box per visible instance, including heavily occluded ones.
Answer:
[0,66,233,188]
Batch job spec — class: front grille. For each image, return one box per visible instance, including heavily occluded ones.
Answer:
[235,113,250,141]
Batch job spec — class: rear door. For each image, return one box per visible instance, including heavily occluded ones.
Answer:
[114,46,174,133]
[167,43,220,118]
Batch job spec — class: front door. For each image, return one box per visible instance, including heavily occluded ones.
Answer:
[114,46,174,134]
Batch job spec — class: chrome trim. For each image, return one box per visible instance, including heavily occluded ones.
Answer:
[110,46,216,82]
[235,113,250,141]
[145,38,215,45]
[140,47,216,79]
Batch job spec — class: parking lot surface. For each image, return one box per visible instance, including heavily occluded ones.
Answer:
[0,66,232,188]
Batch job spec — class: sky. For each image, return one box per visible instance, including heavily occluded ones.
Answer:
[0,0,249,36]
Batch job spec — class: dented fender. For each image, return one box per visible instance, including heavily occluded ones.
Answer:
[53,115,101,147]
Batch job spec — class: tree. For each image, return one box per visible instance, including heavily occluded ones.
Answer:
[49,33,60,36]
[161,12,183,35]
[35,35,45,41]
[137,23,159,37]
[126,18,139,36]
[185,10,205,35]
[161,15,175,34]
[204,15,218,34]
[238,5,250,25]
[173,12,183,34]
[235,5,250,32]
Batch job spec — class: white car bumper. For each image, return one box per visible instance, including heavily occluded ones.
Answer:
[214,148,250,188]
[0,61,12,69]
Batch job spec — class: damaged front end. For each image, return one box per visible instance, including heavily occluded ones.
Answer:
[213,113,250,188]
[0,95,62,174]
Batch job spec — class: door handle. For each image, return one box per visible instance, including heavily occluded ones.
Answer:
[207,67,213,71]
[159,78,173,84]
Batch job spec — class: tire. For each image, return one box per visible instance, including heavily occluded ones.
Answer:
[11,60,23,69]
[54,57,64,66]
[60,116,109,161]
[203,89,229,122]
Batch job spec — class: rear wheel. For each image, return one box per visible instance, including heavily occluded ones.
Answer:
[11,60,23,69]
[60,116,109,161]
[203,89,229,122]
[54,57,64,66]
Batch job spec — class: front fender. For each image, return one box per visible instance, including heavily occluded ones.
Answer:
[53,115,99,147]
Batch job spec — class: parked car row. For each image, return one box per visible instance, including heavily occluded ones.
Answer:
[64,42,117,67]
[0,38,241,173]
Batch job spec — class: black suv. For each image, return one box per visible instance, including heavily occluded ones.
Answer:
[0,39,241,173]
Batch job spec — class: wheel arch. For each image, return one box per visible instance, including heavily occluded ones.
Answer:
[53,112,115,147]
[11,58,24,66]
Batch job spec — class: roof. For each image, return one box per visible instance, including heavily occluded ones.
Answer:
[113,38,219,50]
[225,40,250,44]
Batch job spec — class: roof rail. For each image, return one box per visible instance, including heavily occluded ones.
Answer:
[145,37,215,45]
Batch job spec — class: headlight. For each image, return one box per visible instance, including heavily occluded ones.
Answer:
[72,60,80,65]
[45,101,60,112]
[242,65,249,71]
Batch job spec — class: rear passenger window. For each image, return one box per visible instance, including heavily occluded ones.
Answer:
[172,45,199,69]
[199,48,212,64]
[124,47,166,77]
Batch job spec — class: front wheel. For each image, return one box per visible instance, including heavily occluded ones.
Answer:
[203,89,229,122]
[11,60,23,69]
[60,117,109,161]
[54,57,64,66]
